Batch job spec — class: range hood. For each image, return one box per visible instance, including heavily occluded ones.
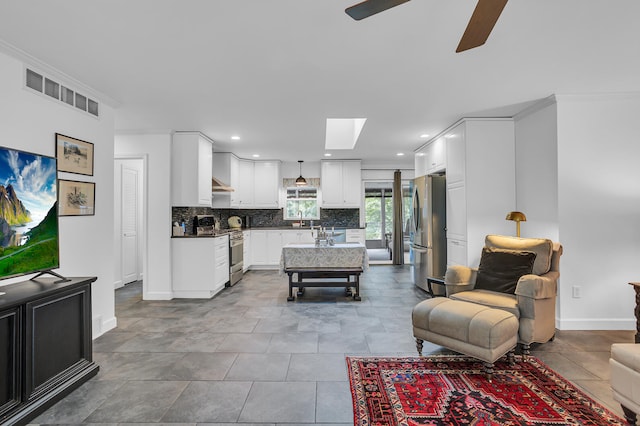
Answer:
[212,177,234,192]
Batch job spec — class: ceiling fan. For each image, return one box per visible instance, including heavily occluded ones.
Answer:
[345,0,508,52]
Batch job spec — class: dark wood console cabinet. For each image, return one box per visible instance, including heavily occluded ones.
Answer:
[0,276,98,425]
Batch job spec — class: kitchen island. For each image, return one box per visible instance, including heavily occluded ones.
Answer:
[280,243,368,301]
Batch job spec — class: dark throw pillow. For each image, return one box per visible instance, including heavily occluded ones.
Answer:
[474,247,537,294]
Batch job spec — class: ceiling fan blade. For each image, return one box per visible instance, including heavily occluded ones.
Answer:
[345,0,410,21]
[456,0,508,52]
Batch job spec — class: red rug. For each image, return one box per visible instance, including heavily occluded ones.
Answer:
[347,355,625,426]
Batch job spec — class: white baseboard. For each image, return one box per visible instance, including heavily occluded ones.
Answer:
[247,265,279,271]
[113,279,124,289]
[143,291,173,300]
[557,317,636,330]
[92,315,117,339]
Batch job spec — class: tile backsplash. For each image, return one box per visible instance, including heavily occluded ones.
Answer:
[171,207,359,235]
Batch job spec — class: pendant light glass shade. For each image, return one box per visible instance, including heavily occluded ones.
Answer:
[296,160,307,186]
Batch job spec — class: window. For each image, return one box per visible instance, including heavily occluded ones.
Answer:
[284,186,319,220]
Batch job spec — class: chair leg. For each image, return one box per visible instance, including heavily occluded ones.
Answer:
[621,405,637,425]
[484,362,494,382]
[521,343,531,357]
[507,349,516,366]
[415,338,423,356]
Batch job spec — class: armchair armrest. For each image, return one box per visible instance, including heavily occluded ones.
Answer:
[514,271,559,299]
[444,265,477,296]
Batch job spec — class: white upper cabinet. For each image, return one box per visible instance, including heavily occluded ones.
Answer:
[212,153,281,209]
[428,137,446,173]
[171,132,213,207]
[233,159,255,207]
[414,137,445,178]
[253,161,281,208]
[321,160,361,208]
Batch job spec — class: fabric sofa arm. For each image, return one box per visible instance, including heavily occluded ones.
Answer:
[514,272,559,299]
[444,265,477,296]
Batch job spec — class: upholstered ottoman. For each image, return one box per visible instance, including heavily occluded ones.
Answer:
[610,343,640,424]
[412,298,519,379]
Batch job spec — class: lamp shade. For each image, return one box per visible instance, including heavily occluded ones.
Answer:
[505,211,526,237]
[505,211,527,222]
[295,160,307,186]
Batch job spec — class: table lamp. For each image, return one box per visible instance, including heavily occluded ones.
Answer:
[505,211,526,237]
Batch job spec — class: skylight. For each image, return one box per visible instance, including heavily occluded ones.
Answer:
[325,118,367,150]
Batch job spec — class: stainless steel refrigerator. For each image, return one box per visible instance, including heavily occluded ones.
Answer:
[410,174,447,294]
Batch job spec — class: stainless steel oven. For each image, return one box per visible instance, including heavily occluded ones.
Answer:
[228,230,243,286]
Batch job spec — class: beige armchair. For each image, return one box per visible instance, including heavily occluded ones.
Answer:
[444,235,563,354]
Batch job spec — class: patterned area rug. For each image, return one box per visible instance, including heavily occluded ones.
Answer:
[347,355,625,426]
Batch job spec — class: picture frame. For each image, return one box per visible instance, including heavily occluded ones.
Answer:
[56,133,94,176]
[58,179,95,216]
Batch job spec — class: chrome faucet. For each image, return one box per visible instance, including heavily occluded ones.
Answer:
[298,210,303,227]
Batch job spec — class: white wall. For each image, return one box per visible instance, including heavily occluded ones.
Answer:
[114,133,173,300]
[281,160,320,179]
[555,94,640,330]
[515,94,640,330]
[514,98,560,241]
[0,50,116,337]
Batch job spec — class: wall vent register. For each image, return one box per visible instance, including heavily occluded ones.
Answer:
[25,68,99,117]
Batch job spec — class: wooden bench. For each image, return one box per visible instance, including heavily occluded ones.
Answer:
[284,267,363,301]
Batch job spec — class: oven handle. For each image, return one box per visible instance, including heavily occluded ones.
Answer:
[230,239,243,247]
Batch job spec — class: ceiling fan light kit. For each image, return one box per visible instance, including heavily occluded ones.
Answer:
[345,0,508,52]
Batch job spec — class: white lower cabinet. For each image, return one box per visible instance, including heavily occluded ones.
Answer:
[266,231,282,265]
[282,229,315,245]
[346,229,365,244]
[249,229,316,269]
[250,230,283,267]
[171,235,229,298]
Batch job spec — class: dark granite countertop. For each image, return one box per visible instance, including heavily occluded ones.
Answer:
[172,226,364,238]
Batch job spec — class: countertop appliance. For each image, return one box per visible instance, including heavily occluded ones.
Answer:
[410,174,447,295]
[228,216,242,229]
[228,230,243,286]
[193,215,217,236]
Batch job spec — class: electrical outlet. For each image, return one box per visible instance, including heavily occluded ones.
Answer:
[572,286,582,298]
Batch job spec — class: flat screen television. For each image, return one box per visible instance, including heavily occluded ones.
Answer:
[0,145,60,281]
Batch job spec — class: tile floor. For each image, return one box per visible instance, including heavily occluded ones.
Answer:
[31,265,633,425]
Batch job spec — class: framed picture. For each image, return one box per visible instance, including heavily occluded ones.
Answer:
[56,133,94,176]
[59,179,95,216]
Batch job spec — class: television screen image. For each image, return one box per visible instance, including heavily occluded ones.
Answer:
[0,146,58,280]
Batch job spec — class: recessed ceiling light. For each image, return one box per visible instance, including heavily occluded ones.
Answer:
[231,135,240,140]
[420,134,429,138]
[324,153,332,157]
[397,152,404,156]
[416,153,426,157]
[252,154,260,158]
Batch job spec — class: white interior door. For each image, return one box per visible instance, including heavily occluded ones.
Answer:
[115,159,143,286]
[121,164,139,284]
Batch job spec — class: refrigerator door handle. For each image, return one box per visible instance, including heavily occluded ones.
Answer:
[411,186,420,235]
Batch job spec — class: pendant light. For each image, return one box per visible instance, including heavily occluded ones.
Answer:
[295,160,307,186]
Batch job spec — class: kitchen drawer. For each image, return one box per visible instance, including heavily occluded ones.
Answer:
[213,236,228,248]
[346,229,365,244]
[214,244,227,258]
